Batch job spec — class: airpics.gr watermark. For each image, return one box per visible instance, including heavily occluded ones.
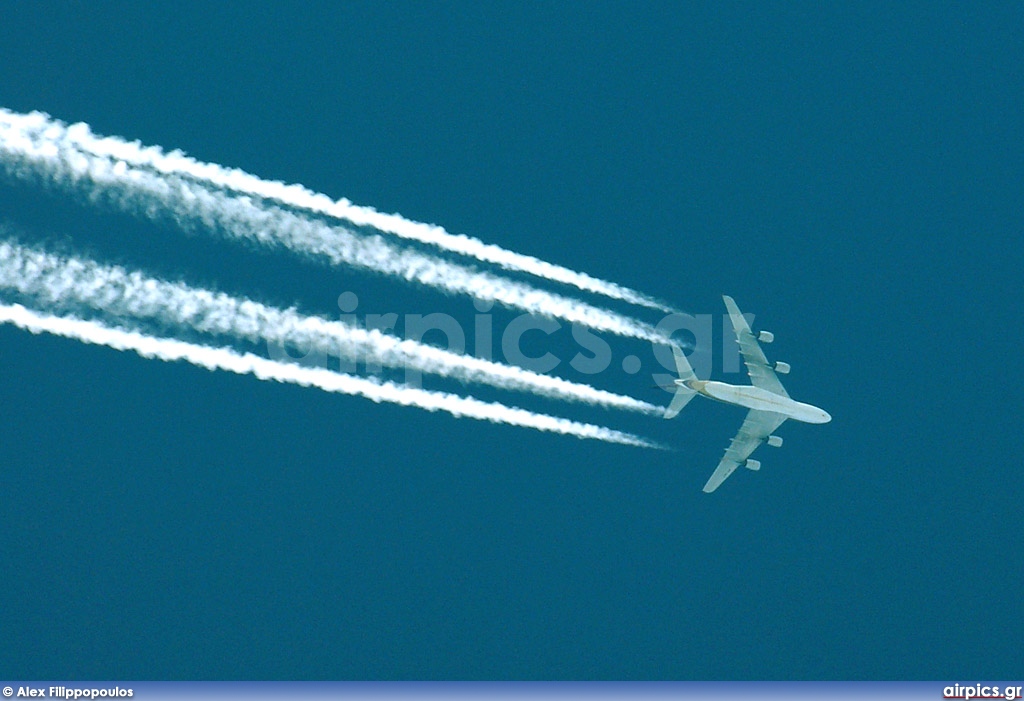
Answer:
[267,292,767,389]
[943,683,1024,700]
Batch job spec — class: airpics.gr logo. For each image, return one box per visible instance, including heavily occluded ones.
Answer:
[267,291,759,390]
[943,684,1024,700]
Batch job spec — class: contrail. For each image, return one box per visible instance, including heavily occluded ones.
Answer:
[0,108,678,314]
[0,114,671,345]
[0,302,665,449]
[0,240,665,415]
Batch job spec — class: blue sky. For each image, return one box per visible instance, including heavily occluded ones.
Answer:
[1,2,1021,679]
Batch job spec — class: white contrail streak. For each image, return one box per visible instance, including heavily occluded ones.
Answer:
[0,302,665,449]
[0,113,671,345]
[0,108,677,314]
[0,240,665,415]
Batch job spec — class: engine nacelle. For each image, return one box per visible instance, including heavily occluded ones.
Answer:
[774,361,791,374]
[757,330,774,343]
[744,459,761,471]
[767,435,783,448]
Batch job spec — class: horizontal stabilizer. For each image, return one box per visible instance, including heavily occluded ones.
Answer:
[671,344,696,382]
[663,386,696,419]
[663,343,697,419]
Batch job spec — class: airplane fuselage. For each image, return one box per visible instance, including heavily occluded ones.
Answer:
[676,379,831,424]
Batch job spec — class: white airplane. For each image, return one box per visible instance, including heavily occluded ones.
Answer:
[664,295,831,493]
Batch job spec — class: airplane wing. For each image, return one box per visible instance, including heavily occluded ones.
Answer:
[722,295,789,398]
[703,410,788,493]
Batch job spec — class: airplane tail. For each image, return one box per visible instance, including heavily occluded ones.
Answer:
[663,345,698,419]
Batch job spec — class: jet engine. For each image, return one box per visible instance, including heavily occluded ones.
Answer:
[757,330,774,343]
[774,361,791,374]
[744,459,761,471]
[766,435,783,447]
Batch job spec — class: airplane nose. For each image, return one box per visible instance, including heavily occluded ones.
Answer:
[820,410,832,423]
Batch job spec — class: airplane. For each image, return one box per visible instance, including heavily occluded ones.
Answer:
[664,295,830,493]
